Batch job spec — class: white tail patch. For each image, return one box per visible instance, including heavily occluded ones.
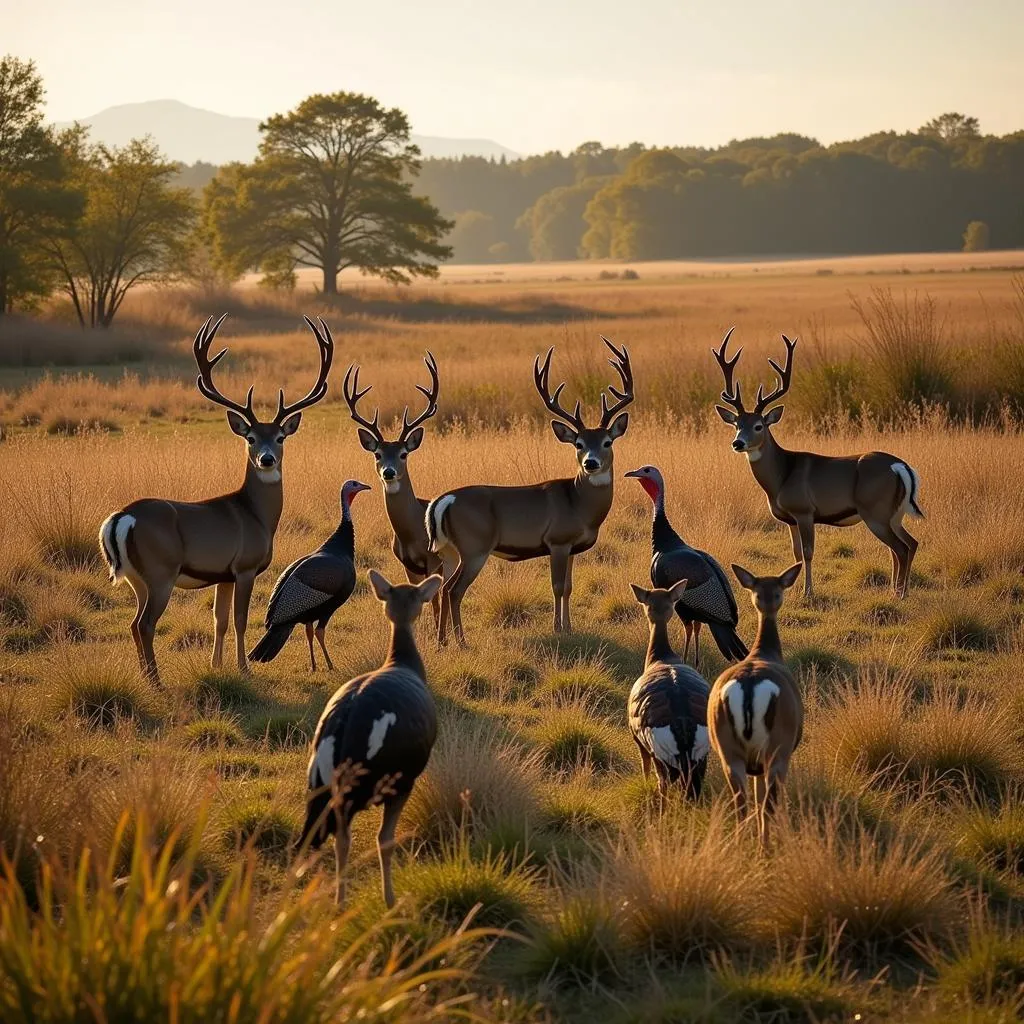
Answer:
[311,735,336,788]
[642,725,680,768]
[427,495,456,553]
[98,513,136,584]
[722,678,779,754]
[691,724,710,763]
[891,462,924,520]
[367,712,397,760]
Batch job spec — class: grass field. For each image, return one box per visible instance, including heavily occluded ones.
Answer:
[2,261,1024,1021]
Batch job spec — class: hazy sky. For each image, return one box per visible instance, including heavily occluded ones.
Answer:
[9,0,1024,154]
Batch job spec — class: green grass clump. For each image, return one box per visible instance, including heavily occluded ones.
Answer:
[183,717,244,750]
[483,575,545,629]
[788,646,854,680]
[957,803,1024,875]
[186,669,264,713]
[49,654,161,729]
[923,609,1000,652]
[245,708,312,748]
[862,599,908,627]
[534,712,628,774]
[537,659,623,714]
[400,842,540,930]
[222,799,298,865]
[935,923,1024,1007]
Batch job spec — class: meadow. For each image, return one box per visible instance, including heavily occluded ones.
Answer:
[2,259,1024,1021]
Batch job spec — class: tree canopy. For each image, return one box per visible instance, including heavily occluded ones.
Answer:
[204,93,452,293]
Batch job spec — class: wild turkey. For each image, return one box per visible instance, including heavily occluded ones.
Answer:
[625,465,747,666]
[249,479,371,670]
[628,580,711,802]
[295,570,442,907]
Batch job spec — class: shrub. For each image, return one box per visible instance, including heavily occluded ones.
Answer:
[482,574,545,629]
[935,922,1024,1007]
[963,220,991,253]
[534,711,628,774]
[221,799,298,865]
[49,652,162,729]
[245,708,312,748]
[536,659,623,714]
[956,801,1024,875]
[922,609,999,652]
[186,669,264,713]
[182,717,244,750]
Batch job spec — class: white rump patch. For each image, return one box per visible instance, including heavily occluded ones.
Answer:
[749,680,780,750]
[723,678,779,754]
[367,712,397,760]
[586,470,611,487]
[691,724,710,763]
[642,725,680,768]
[99,513,136,585]
[428,495,456,552]
[311,735,335,788]
[891,462,924,521]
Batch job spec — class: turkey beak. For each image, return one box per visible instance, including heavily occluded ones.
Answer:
[352,481,372,499]
[624,468,643,479]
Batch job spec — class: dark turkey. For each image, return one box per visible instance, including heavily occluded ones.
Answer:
[625,465,747,666]
[249,479,370,670]
[295,570,442,908]
[628,581,711,801]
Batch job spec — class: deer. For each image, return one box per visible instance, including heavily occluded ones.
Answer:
[98,314,334,685]
[712,329,924,599]
[343,353,443,624]
[707,562,803,847]
[425,338,634,646]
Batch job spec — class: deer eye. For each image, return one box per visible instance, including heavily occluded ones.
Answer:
[602,439,612,448]
[754,423,764,432]
[575,441,584,450]
[399,452,407,460]
[374,452,382,460]
[276,436,285,444]
[246,436,256,446]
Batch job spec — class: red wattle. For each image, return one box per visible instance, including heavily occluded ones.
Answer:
[638,478,660,503]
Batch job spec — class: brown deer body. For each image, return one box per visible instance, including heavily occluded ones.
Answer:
[426,338,634,646]
[707,562,803,845]
[343,354,442,622]
[98,315,334,684]
[713,330,924,598]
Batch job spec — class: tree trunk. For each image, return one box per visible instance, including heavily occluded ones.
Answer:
[0,271,7,315]
[322,266,338,295]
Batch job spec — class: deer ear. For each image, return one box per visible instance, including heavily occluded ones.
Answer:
[551,421,577,445]
[715,406,738,425]
[403,427,424,453]
[731,563,757,591]
[227,411,250,437]
[367,569,391,601]
[630,583,649,605]
[779,562,803,589]
[357,429,380,453]
[668,579,689,602]
[418,574,443,603]
[608,412,629,440]
[279,411,302,436]
[763,406,784,426]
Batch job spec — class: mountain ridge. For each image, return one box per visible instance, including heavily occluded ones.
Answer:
[53,99,520,166]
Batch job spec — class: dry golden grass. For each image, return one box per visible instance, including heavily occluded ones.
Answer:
[3,266,1024,1021]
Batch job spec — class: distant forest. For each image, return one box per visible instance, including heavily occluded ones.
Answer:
[179,113,1024,264]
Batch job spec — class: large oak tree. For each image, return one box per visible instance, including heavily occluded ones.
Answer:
[204,92,452,293]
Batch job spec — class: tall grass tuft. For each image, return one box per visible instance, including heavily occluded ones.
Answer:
[0,816,499,1023]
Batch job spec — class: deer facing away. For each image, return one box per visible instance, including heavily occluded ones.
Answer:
[343,353,443,624]
[98,315,334,684]
[713,329,924,598]
[425,338,634,646]
[707,562,803,846]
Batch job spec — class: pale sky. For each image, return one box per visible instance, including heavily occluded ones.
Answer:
[8,0,1024,154]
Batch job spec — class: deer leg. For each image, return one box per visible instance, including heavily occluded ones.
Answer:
[378,792,409,909]
[787,522,802,562]
[448,554,489,647]
[334,822,352,908]
[864,519,911,598]
[892,520,919,597]
[232,573,256,674]
[724,758,749,827]
[436,550,460,647]
[305,622,317,672]
[314,625,334,671]
[760,762,787,849]
[549,546,571,633]
[635,738,653,780]
[137,580,174,686]
[681,618,693,663]
[126,576,149,677]
[561,554,575,634]
[212,582,233,669]
[693,622,702,669]
[796,519,815,598]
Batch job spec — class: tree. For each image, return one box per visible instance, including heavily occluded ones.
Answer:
[42,136,195,327]
[517,179,608,261]
[447,210,499,262]
[0,55,81,313]
[963,220,990,252]
[205,93,452,293]
[920,113,980,141]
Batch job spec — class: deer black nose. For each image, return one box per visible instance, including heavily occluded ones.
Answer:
[583,457,600,472]
[381,467,396,480]
[732,439,746,452]
[258,453,276,468]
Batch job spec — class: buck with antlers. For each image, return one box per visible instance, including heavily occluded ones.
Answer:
[712,329,924,598]
[426,338,634,645]
[98,315,334,684]
[342,353,443,620]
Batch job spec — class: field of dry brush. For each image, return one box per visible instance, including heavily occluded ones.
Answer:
[2,263,1024,1022]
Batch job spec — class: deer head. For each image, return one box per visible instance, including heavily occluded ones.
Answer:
[344,353,440,492]
[630,580,689,624]
[194,314,334,482]
[368,569,443,626]
[534,337,634,484]
[732,562,802,615]
[712,328,797,462]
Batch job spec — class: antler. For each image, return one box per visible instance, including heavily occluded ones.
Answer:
[274,316,335,424]
[711,326,746,414]
[193,314,257,424]
[533,347,585,432]
[753,334,797,414]
[342,363,383,440]
[598,336,634,427]
[398,351,441,442]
